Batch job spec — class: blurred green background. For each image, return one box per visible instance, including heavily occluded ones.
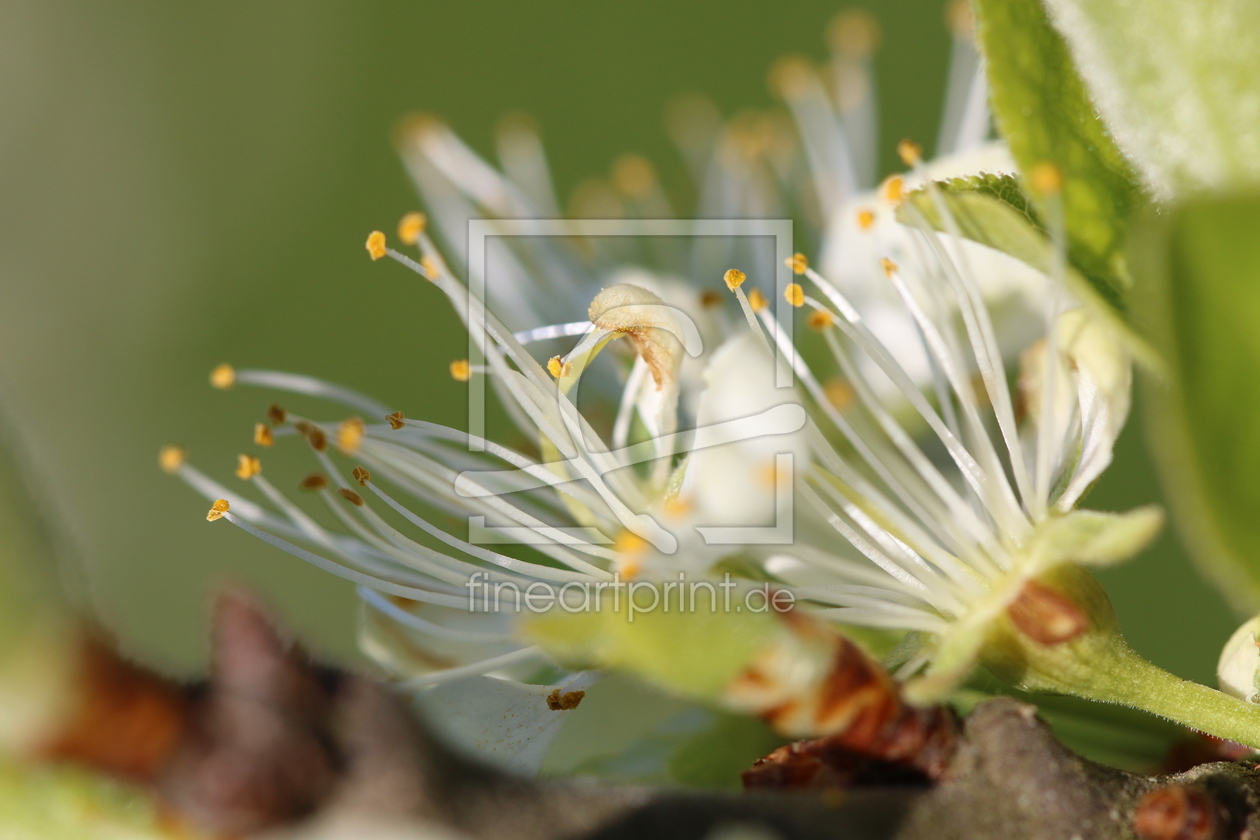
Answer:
[0,0,1233,683]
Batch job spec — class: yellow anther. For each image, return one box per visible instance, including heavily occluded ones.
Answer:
[300,473,328,491]
[235,454,262,481]
[897,139,923,167]
[747,287,768,313]
[337,417,365,453]
[613,530,649,579]
[267,403,287,425]
[547,356,571,379]
[254,423,274,447]
[611,154,657,199]
[881,257,899,278]
[824,377,856,411]
[856,208,876,230]
[883,175,905,205]
[420,255,441,281]
[339,487,365,506]
[784,284,805,308]
[159,445,185,474]
[664,497,693,519]
[699,289,724,309]
[206,499,230,522]
[352,465,371,486]
[769,55,814,100]
[758,461,788,489]
[449,359,472,382]
[210,363,235,390]
[946,0,975,39]
[1029,161,1064,196]
[723,268,747,291]
[366,231,387,261]
[386,411,406,430]
[807,310,836,331]
[828,9,881,56]
[786,253,808,275]
[397,212,427,245]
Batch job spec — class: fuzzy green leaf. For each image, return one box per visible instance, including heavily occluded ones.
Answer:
[1044,0,1260,198]
[1134,193,1260,614]
[974,0,1143,300]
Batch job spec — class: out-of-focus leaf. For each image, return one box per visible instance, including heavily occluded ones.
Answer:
[898,183,1158,370]
[0,759,185,839]
[1043,0,1260,198]
[1134,194,1260,614]
[974,0,1143,301]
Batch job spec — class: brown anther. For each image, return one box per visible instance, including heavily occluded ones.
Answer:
[210,363,235,390]
[338,487,364,507]
[159,445,185,474]
[366,231,387,261]
[299,473,328,491]
[294,421,328,452]
[206,499,230,522]
[807,310,835,331]
[747,288,769,313]
[786,253,808,275]
[699,289,724,309]
[897,139,923,167]
[267,403,287,425]
[352,466,371,487]
[235,454,261,481]
[254,423,274,447]
[397,212,427,245]
[546,689,586,711]
[1006,579,1089,645]
[1133,784,1221,840]
[724,268,747,291]
[449,359,472,382]
[784,284,805,308]
[386,411,406,430]
[857,208,876,230]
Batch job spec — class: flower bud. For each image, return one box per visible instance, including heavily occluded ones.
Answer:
[1217,615,1260,702]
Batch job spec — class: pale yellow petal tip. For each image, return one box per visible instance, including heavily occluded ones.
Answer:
[207,499,230,522]
[235,454,261,481]
[747,287,768,313]
[856,208,876,230]
[254,423,274,447]
[352,465,371,487]
[210,363,235,390]
[883,175,905,205]
[784,283,805,308]
[547,356,572,379]
[366,230,387,261]
[611,154,657,199]
[159,445,185,474]
[897,139,923,167]
[1029,161,1064,196]
[723,268,747,291]
[881,257,899,278]
[449,359,472,382]
[786,253,808,275]
[386,411,406,430]
[828,9,881,56]
[337,417,365,453]
[397,212,428,245]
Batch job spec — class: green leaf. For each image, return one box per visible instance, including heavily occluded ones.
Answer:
[1134,193,1260,614]
[897,182,1159,370]
[974,0,1144,300]
[1043,0,1260,198]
